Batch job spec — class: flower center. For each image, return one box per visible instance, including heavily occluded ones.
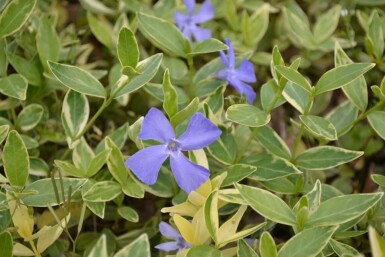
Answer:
[167,139,180,151]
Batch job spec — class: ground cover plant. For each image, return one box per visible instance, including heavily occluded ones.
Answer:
[1,0,385,256]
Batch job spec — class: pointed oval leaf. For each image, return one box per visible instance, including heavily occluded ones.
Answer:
[204,191,219,243]
[253,126,291,160]
[0,74,28,100]
[300,115,337,141]
[275,66,312,92]
[3,130,29,187]
[7,53,43,86]
[326,101,358,137]
[0,0,37,38]
[138,12,187,57]
[307,192,383,226]
[117,27,139,68]
[277,226,337,257]
[114,234,150,257]
[367,111,385,140]
[112,53,163,98]
[162,69,178,118]
[226,104,270,127]
[17,104,44,131]
[218,164,257,187]
[260,231,277,257]
[190,39,228,55]
[313,5,341,44]
[83,181,122,202]
[238,239,258,257]
[207,128,237,165]
[36,15,60,71]
[296,146,363,170]
[0,231,13,257]
[86,12,113,49]
[86,149,111,177]
[87,235,108,257]
[117,206,139,223]
[187,246,221,257]
[315,63,375,95]
[235,183,296,226]
[0,125,9,145]
[62,90,90,139]
[48,61,106,98]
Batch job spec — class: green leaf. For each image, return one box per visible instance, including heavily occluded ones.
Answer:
[368,111,385,140]
[329,239,361,257]
[73,138,94,171]
[238,239,258,257]
[0,231,12,257]
[275,66,312,92]
[252,126,291,160]
[277,226,337,257]
[369,226,385,257]
[282,81,311,114]
[0,74,28,100]
[315,63,375,95]
[236,183,296,226]
[224,0,238,30]
[117,27,139,68]
[189,38,228,55]
[204,191,219,243]
[371,174,385,187]
[86,201,105,219]
[242,4,269,46]
[313,5,341,44]
[117,206,139,223]
[260,232,277,257]
[300,115,337,141]
[55,160,85,177]
[3,130,29,187]
[87,12,113,49]
[106,138,128,185]
[114,234,150,257]
[112,53,163,98]
[187,245,221,257]
[245,154,301,181]
[87,235,108,257]
[7,53,43,86]
[207,128,237,165]
[86,149,111,177]
[217,164,256,187]
[296,146,363,170]
[48,61,106,98]
[368,11,384,60]
[0,0,37,38]
[261,80,286,111]
[21,178,86,207]
[83,181,122,202]
[335,43,368,112]
[306,192,383,226]
[0,124,9,144]
[138,12,187,57]
[0,39,8,76]
[17,104,44,131]
[36,15,60,72]
[162,69,178,118]
[226,104,270,127]
[62,90,89,140]
[170,97,199,128]
[326,101,358,137]
[95,123,129,154]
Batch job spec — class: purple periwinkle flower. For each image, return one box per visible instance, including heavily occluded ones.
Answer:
[217,38,257,104]
[174,0,214,42]
[125,108,221,193]
[155,222,191,252]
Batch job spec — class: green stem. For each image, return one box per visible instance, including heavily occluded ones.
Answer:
[9,98,18,129]
[29,241,41,257]
[187,55,195,99]
[235,131,255,163]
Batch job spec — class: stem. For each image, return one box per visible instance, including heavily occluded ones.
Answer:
[235,131,255,163]
[187,55,195,99]
[9,98,18,129]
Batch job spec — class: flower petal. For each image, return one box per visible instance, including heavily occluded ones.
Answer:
[178,112,221,150]
[125,145,169,185]
[217,68,229,81]
[139,108,175,143]
[219,50,229,67]
[184,0,195,16]
[170,152,210,193]
[224,38,235,69]
[190,26,211,42]
[228,77,257,104]
[174,11,188,29]
[155,241,179,252]
[192,0,214,24]
[182,25,193,42]
[235,59,257,83]
[159,222,181,239]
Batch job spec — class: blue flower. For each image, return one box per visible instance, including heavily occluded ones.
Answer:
[174,0,214,42]
[125,108,221,193]
[217,38,257,104]
[155,222,191,252]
